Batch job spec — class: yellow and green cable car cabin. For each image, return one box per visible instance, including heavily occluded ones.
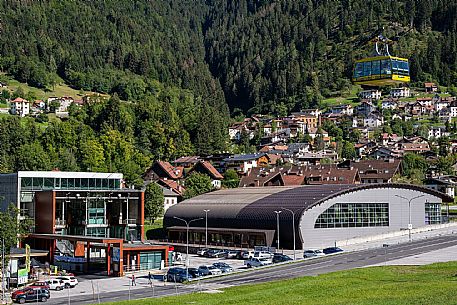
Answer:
[352,56,410,86]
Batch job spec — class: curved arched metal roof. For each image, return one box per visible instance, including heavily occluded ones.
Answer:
[163,184,453,248]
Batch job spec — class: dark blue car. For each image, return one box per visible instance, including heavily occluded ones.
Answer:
[166,268,193,283]
[322,247,343,255]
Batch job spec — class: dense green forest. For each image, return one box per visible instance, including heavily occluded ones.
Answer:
[0,0,457,183]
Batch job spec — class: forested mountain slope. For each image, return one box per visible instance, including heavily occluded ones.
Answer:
[0,0,456,182]
[1,0,456,114]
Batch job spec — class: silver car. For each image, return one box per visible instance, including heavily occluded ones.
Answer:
[303,249,325,258]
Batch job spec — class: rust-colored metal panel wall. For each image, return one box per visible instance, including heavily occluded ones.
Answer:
[74,241,85,257]
[35,191,55,234]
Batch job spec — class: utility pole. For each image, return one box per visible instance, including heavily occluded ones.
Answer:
[274,211,282,252]
[282,208,297,260]
[203,210,210,249]
[395,194,424,242]
[173,217,203,279]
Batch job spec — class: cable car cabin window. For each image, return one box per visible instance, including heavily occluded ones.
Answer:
[354,63,363,78]
[372,60,381,76]
[398,61,409,75]
[363,62,371,77]
[381,60,392,75]
[392,60,399,74]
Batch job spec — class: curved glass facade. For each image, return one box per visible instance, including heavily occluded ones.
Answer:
[314,203,389,228]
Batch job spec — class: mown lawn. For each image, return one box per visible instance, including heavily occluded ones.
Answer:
[107,262,457,305]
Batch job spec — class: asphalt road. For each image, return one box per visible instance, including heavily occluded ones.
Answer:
[47,234,457,305]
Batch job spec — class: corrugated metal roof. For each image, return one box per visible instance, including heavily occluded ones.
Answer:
[164,184,453,249]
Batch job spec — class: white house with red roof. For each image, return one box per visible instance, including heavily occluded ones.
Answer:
[10,97,30,117]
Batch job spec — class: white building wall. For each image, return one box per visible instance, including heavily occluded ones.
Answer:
[299,187,442,249]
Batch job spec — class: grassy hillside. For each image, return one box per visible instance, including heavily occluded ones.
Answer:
[0,73,90,100]
[107,262,457,305]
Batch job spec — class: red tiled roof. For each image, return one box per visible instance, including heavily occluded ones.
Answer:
[282,175,305,186]
[266,154,282,165]
[350,160,401,181]
[157,161,180,179]
[157,179,185,196]
[198,161,223,180]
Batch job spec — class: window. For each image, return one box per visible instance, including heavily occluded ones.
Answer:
[371,60,381,76]
[44,178,54,189]
[315,203,389,228]
[381,60,391,75]
[88,199,105,225]
[398,60,409,75]
[86,227,107,237]
[354,63,364,78]
[363,62,371,77]
[425,203,441,224]
[21,177,33,189]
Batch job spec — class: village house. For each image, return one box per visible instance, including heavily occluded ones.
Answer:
[239,164,360,187]
[381,99,398,110]
[355,101,377,117]
[449,101,457,118]
[363,113,384,128]
[424,176,457,199]
[424,82,438,93]
[340,159,402,184]
[390,87,411,98]
[188,160,224,189]
[428,126,449,139]
[143,160,184,182]
[295,150,338,165]
[223,153,269,174]
[435,98,450,112]
[173,156,201,169]
[359,89,382,100]
[330,104,353,116]
[10,97,30,117]
[290,112,319,129]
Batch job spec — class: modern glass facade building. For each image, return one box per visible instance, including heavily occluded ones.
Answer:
[0,171,123,229]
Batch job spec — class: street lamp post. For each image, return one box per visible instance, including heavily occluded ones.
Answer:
[274,211,282,252]
[395,194,424,242]
[173,217,203,279]
[203,210,210,249]
[282,208,297,260]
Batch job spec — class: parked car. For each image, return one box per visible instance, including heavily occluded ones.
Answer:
[272,254,292,263]
[198,265,222,276]
[166,267,192,283]
[225,250,241,259]
[187,268,202,278]
[196,248,209,256]
[44,279,64,291]
[244,257,272,268]
[303,249,325,258]
[322,247,343,255]
[253,251,273,259]
[29,282,50,290]
[242,251,255,259]
[212,262,233,273]
[12,287,50,303]
[206,249,226,258]
[55,276,78,288]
